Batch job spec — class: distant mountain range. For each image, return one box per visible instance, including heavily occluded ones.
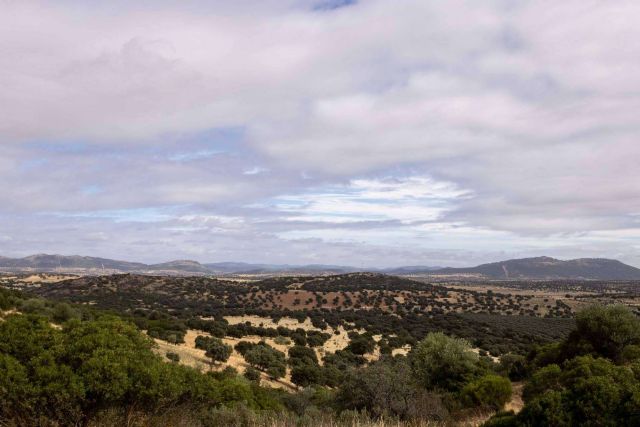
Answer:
[0,254,639,280]
[0,254,365,275]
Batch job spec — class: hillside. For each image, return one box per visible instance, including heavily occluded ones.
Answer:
[435,256,640,280]
[14,271,577,358]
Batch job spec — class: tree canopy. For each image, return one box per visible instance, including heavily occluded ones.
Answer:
[409,332,482,392]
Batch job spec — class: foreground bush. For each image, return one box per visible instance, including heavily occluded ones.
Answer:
[335,357,449,420]
[409,332,483,392]
[0,314,280,425]
[461,374,512,410]
[485,355,640,426]
[562,304,640,363]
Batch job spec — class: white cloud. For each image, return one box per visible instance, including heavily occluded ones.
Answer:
[243,166,269,175]
[268,176,470,224]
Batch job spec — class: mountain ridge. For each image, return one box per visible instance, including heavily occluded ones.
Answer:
[435,256,640,280]
[0,254,639,279]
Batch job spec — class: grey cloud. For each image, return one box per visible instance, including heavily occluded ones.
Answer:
[1,1,640,266]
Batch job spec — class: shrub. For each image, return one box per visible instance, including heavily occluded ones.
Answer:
[563,304,640,363]
[461,374,512,410]
[499,354,528,381]
[346,334,375,355]
[274,336,291,345]
[522,364,561,401]
[0,314,227,424]
[482,411,518,427]
[335,358,421,419]
[19,298,47,315]
[166,352,180,363]
[52,302,79,323]
[409,332,482,392]
[244,367,261,383]
[493,355,640,427]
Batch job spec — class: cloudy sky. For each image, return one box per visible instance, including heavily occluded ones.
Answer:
[2,0,640,267]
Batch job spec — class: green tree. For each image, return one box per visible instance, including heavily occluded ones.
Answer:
[52,302,79,323]
[288,345,318,366]
[195,335,232,367]
[409,332,481,392]
[0,353,33,420]
[346,333,376,355]
[291,363,322,388]
[489,356,640,427]
[244,345,286,379]
[564,304,640,363]
[204,338,232,367]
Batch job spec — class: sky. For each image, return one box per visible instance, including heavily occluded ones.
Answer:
[1,0,640,267]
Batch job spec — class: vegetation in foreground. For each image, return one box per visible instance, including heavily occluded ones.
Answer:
[3,285,640,426]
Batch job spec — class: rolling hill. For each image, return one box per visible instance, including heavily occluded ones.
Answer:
[434,256,640,280]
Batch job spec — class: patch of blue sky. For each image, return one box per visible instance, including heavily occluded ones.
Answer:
[159,126,260,162]
[168,149,224,162]
[313,0,356,11]
[48,206,184,223]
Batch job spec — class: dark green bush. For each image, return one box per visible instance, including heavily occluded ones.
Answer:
[461,374,512,410]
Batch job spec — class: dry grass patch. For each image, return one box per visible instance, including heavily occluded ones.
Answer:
[152,329,297,391]
[223,315,353,357]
